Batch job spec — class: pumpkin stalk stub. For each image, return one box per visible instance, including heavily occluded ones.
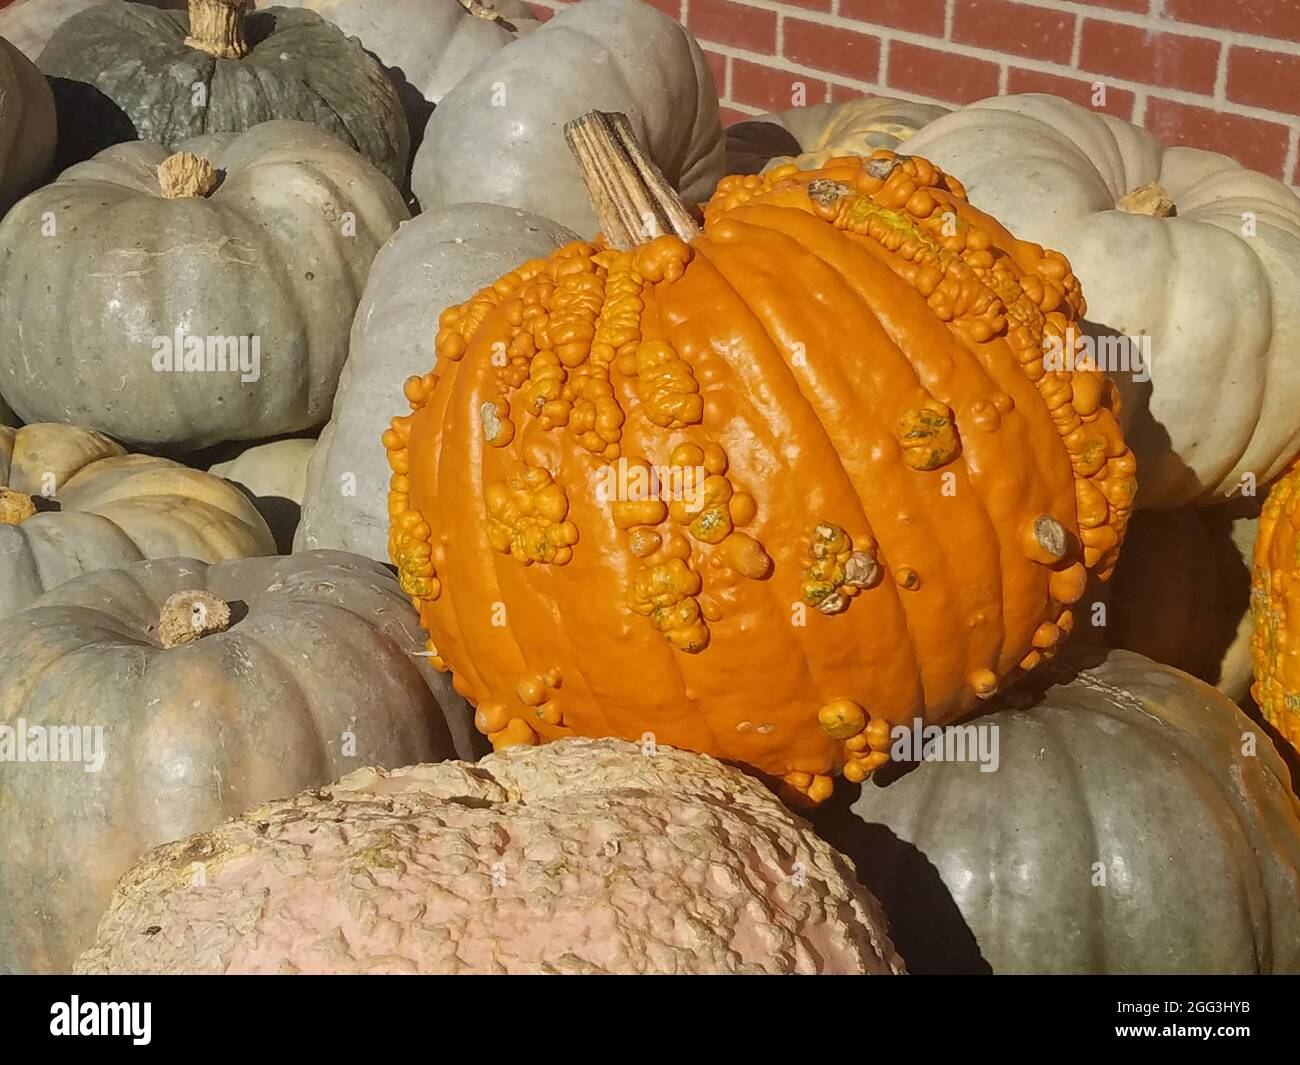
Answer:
[157,152,219,199]
[184,0,251,60]
[563,111,700,249]
[158,590,232,648]
[0,488,37,525]
[1117,183,1176,218]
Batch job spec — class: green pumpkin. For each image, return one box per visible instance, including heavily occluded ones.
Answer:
[37,0,409,183]
[815,648,1300,974]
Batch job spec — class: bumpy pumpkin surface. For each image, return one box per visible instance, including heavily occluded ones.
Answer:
[819,648,1300,974]
[0,549,474,974]
[0,34,55,212]
[726,96,950,177]
[297,202,577,559]
[1252,460,1300,753]
[75,738,905,975]
[412,0,725,231]
[387,146,1136,802]
[0,121,406,450]
[37,0,409,182]
[0,423,276,619]
[906,94,1300,509]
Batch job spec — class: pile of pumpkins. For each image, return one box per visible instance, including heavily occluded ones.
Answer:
[0,0,1297,975]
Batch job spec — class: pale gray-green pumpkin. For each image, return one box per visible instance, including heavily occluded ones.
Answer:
[411,0,725,232]
[37,0,409,183]
[208,435,315,551]
[0,422,276,620]
[814,648,1300,974]
[0,549,478,974]
[0,121,407,450]
[0,34,54,213]
[296,202,576,559]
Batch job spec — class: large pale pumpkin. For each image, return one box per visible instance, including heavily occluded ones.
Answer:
[0,549,475,974]
[38,0,409,182]
[412,0,725,232]
[817,647,1300,974]
[726,95,950,177]
[0,121,407,450]
[1252,459,1300,754]
[905,94,1300,509]
[0,423,276,619]
[0,34,54,212]
[76,739,905,975]
[386,117,1136,803]
[297,202,577,559]
[1076,499,1258,701]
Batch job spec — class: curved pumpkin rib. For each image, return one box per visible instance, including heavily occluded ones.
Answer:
[687,227,945,717]
[703,211,1017,709]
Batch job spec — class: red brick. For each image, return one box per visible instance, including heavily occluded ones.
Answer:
[952,0,1075,64]
[639,0,683,17]
[731,57,830,112]
[1145,98,1290,176]
[839,0,946,36]
[704,49,728,99]
[526,1,557,18]
[1228,47,1300,117]
[783,19,881,82]
[887,41,1001,104]
[1006,68,1136,120]
[1164,0,1300,44]
[1065,0,1147,10]
[720,106,753,127]
[686,0,777,54]
[1079,20,1220,94]
[771,0,833,11]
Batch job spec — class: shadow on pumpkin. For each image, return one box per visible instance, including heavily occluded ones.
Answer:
[46,77,138,172]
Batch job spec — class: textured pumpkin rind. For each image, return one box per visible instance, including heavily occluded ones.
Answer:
[412,0,726,232]
[830,647,1300,974]
[37,3,410,182]
[0,423,276,620]
[0,121,407,450]
[725,96,950,177]
[386,151,1136,795]
[1252,460,1300,753]
[0,549,474,975]
[75,738,905,975]
[905,93,1300,509]
[0,35,56,212]
[296,203,579,559]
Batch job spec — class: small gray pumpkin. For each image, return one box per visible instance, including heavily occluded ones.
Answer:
[0,549,477,974]
[412,0,725,232]
[37,0,409,183]
[0,422,276,620]
[815,647,1300,974]
[296,202,577,559]
[0,35,55,212]
[0,121,407,450]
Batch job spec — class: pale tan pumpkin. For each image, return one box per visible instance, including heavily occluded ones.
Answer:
[0,423,275,619]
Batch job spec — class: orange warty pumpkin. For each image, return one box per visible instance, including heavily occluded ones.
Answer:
[384,115,1135,802]
[1251,459,1300,754]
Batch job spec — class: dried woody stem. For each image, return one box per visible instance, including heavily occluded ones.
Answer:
[563,111,701,251]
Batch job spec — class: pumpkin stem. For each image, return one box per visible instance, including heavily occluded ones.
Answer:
[0,487,36,525]
[457,0,510,24]
[158,590,232,649]
[185,0,250,60]
[563,111,701,250]
[1117,183,1176,218]
[157,152,219,199]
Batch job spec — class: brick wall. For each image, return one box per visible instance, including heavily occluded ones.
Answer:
[529,0,1300,183]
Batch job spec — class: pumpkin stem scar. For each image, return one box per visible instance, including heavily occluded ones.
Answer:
[184,0,251,60]
[0,487,37,525]
[1117,183,1176,219]
[158,590,232,648]
[157,152,219,200]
